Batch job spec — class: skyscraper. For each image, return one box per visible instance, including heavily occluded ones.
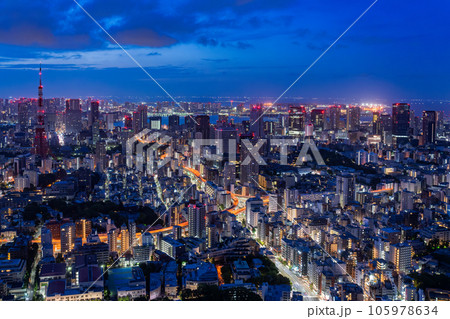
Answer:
[346,106,361,131]
[128,220,137,248]
[288,105,306,135]
[422,110,437,144]
[324,106,341,131]
[133,104,148,134]
[61,222,76,254]
[65,99,82,134]
[149,116,162,130]
[89,101,100,129]
[390,243,412,273]
[240,136,261,186]
[34,64,49,158]
[336,174,355,207]
[215,127,237,161]
[311,109,325,131]
[188,202,206,238]
[392,103,411,144]
[250,104,264,138]
[120,225,130,254]
[168,115,180,130]
[195,115,211,139]
[108,229,119,253]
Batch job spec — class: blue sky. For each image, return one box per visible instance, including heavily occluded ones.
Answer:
[0,0,449,106]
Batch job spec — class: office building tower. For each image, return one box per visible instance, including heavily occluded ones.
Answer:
[124,115,132,130]
[195,115,210,139]
[288,105,306,135]
[346,106,360,131]
[324,106,341,131]
[188,202,206,238]
[133,104,148,134]
[223,162,236,190]
[392,103,411,143]
[149,116,162,130]
[18,102,30,132]
[372,112,381,135]
[246,197,264,228]
[89,101,100,129]
[239,136,261,186]
[336,174,355,207]
[250,104,264,138]
[215,127,237,161]
[422,110,437,144]
[61,222,76,254]
[168,115,180,130]
[65,99,82,134]
[311,109,325,131]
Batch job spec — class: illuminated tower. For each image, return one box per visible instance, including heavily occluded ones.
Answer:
[34,64,49,158]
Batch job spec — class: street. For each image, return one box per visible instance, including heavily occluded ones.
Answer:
[271,257,320,301]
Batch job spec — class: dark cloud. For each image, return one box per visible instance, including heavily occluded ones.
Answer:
[113,29,177,47]
[197,37,219,47]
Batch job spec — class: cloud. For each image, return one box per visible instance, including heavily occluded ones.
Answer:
[197,36,219,47]
[113,29,177,47]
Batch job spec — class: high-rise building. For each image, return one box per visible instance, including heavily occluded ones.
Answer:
[422,110,437,144]
[223,162,236,190]
[392,103,411,143]
[128,220,137,248]
[311,109,325,131]
[133,104,148,134]
[250,104,264,138]
[75,219,92,240]
[149,116,162,130]
[240,136,261,186]
[120,225,130,254]
[346,106,360,131]
[372,112,381,135]
[336,174,355,207]
[324,106,341,131]
[246,197,264,228]
[168,115,180,130]
[206,224,218,248]
[195,115,210,139]
[108,229,119,253]
[61,222,76,254]
[288,105,306,136]
[215,127,237,161]
[390,243,412,273]
[17,102,30,133]
[89,101,100,129]
[41,227,53,258]
[65,99,82,134]
[188,202,206,238]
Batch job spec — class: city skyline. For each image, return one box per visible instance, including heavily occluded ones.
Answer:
[0,0,450,307]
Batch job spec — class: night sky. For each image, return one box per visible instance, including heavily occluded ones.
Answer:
[0,0,449,108]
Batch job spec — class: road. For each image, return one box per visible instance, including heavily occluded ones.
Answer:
[272,257,320,301]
